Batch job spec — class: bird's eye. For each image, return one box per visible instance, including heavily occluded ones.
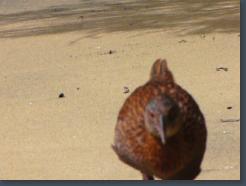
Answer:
[168,106,179,122]
[149,112,155,118]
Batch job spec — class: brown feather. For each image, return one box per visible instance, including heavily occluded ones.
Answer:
[113,59,207,180]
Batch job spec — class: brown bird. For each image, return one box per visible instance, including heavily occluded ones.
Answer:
[112,59,207,180]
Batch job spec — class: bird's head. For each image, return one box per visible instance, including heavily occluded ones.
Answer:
[144,94,182,145]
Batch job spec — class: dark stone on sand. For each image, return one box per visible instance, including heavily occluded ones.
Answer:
[109,50,116,54]
[59,93,65,98]
[216,67,228,72]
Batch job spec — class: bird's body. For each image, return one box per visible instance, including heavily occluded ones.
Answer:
[113,59,207,180]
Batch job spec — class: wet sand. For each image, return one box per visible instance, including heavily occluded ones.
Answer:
[0,0,240,180]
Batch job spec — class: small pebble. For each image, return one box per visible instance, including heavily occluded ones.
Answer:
[216,67,228,72]
[178,39,187,43]
[109,50,116,54]
[77,87,80,90]
[59,93,65,98]
[227,106,232,110]
[123,86,130,94]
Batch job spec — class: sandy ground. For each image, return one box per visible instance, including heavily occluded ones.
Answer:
[0,0,240,180]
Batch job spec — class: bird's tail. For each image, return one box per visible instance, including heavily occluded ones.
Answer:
[150,58,174,82]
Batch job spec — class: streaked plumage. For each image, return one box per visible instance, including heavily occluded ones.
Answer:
[113,59,207,180]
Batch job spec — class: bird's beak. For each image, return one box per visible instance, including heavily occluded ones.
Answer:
[157,115,166,144]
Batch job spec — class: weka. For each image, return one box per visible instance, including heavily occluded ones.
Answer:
[112,59,207,180]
